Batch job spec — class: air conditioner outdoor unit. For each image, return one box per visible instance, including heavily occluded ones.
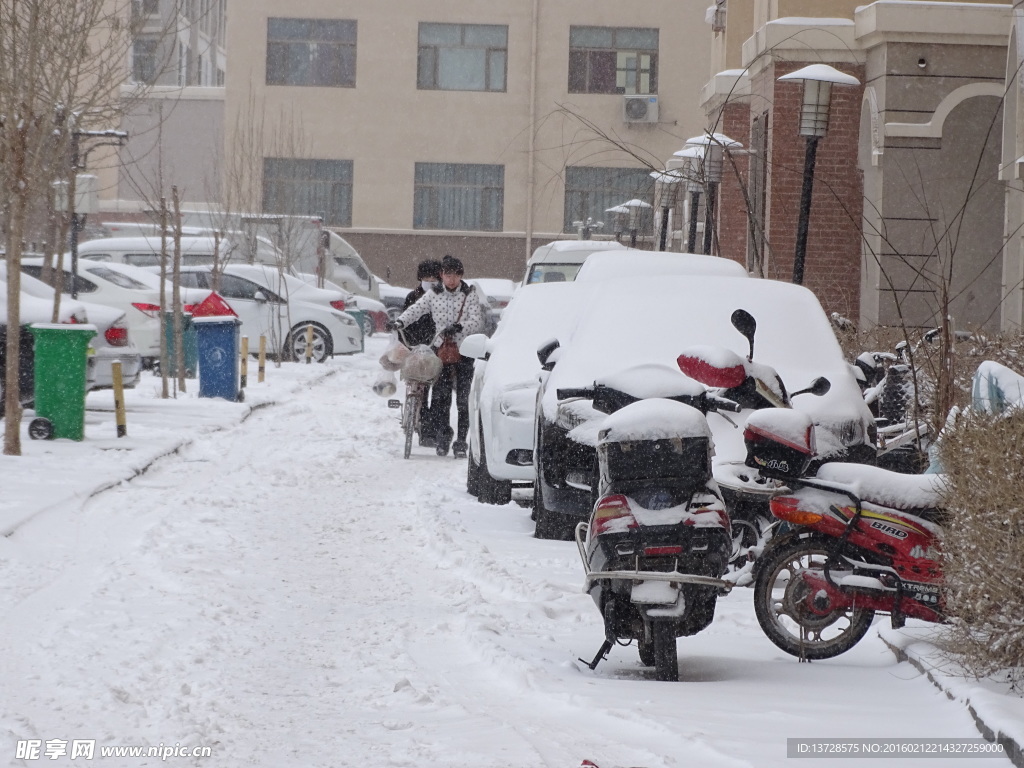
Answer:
[623,95,659,123]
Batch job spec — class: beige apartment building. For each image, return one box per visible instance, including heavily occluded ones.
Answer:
[219,0,713,280]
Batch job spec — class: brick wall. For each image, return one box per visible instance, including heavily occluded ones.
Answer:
[761,61,865,321]
[715,101,752,269]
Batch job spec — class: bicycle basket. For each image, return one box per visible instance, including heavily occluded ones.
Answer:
[401,345,442,382]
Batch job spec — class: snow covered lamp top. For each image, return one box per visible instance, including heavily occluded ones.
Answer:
[677,133,743,183]
[777,64,860,138]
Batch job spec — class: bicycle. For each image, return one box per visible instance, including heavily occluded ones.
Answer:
[386,328,442,459]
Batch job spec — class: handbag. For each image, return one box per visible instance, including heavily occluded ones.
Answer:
[435,292,469,365]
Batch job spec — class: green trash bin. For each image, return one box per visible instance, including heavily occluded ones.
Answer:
[27,323,97,441]
[164,311,198,378]
[345,310,367,352]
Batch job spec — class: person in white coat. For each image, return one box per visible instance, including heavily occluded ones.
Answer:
[390,255,485,457]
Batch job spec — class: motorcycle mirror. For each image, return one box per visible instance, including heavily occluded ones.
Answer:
[536,338,561,371]
[791,376,832,398]
[731,309,756,360]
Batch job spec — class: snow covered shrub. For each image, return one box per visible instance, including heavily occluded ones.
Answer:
[939,408,1024,689]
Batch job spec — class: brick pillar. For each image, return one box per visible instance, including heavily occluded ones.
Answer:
[715,100,752,268]
[763,61,865,321]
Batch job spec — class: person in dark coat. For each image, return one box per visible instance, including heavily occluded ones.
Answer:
[402,260,442,347]
[397,260,441,446]
[390,255,485,458]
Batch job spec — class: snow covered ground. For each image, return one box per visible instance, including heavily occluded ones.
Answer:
[0,337,1019,768]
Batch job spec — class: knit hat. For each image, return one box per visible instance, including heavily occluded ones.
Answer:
[417,259,442,280]
[440,255,464,275]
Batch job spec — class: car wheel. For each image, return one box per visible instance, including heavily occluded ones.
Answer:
[360,314,374,338]
[477,426,512,505]
[467,452,482,497]
[287,323,333,363]
[28,417,53,440]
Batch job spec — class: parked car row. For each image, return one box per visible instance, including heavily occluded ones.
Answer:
[1,263,143,393]
[458,248,876,546]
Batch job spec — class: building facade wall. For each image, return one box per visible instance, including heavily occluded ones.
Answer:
[857,3,1010,331]
[222,0,712,281]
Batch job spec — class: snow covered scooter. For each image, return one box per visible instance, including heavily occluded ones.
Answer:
[744,407,947,659]
[676,309,834,578]
[573,373,738,682]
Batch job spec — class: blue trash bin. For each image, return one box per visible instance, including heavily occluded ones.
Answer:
[193,317,241,401]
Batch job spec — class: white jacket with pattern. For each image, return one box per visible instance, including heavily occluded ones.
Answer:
[398,281,485,350]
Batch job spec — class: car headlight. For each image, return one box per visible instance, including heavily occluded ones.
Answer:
[498,385,535,419]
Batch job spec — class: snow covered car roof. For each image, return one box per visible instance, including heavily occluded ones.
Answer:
[575,251,749,281]
[540,275,872,460]
[476,281,601,403]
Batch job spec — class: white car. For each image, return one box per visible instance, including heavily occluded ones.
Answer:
[295,272,389,335]
[574,250,749,281]
[532,276,875,537]
[1,265,143,390]
[523,240,640,285]
[177,264,362,361]
[21,258,208,366]
[466,278,517,321]
[459,281,601,504]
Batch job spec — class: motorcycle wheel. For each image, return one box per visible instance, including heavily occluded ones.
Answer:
[754,537,875,660]
[651,622,678,682]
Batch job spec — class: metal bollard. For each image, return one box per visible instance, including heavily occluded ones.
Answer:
[258,335,266,382]
[240,336,249,388]
[112,360,127,438]
[305,325,314,364]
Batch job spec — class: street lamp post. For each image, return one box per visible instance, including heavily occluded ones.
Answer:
[649,169,685,251]
[66,129,128,297]
[604,204,629,243]
[670,146,704,253]
[777,64,860,285]
[620,199,652,248]
[677,133,742,255]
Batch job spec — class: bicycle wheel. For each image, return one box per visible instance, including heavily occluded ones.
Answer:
[403,392,419,459]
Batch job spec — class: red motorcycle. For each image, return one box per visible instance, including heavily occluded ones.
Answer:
[746,408,946,660]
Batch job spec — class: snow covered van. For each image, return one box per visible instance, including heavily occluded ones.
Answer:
[523,241,640,285]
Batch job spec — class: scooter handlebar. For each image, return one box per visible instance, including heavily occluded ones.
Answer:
[707,395,741,413]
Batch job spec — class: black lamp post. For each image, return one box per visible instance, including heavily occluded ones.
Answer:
[649,169,685,251]
[66,129,128,297]
[671,146,703,253]
[673,134,741,255]
[777,64,859,285]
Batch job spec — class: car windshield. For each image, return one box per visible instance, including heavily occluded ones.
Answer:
[526,263,582,284]
[85,266,150,290]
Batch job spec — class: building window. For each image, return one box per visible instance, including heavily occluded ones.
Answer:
[417,23,507,92]
[563,166,654,234]
[568,26,658,95]
[266,18,356,88]
[414,163,504,231]
[132,38,160,84]
[262,158,353,227]
[132,0,160,21]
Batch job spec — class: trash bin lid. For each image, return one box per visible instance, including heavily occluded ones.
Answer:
[28,323,98,333]
[191,292,238,318]
[191,316,241,325]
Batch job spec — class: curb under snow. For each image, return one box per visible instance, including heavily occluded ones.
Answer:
[880,628,1024,767]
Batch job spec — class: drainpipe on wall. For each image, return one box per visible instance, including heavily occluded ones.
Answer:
[526,0,539,262]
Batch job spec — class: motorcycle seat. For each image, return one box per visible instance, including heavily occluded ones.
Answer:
[815,463,946,520]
